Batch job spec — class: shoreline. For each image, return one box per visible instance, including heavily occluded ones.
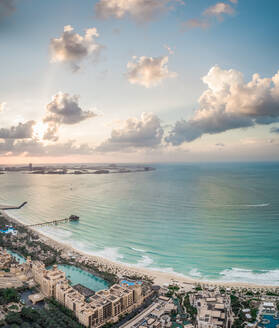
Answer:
[2,210,279,289]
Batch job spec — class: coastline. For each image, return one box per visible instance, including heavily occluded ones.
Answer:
[2,210,279,289]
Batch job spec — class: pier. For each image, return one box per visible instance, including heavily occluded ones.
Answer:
[0,201,27,211]
[26,215,79,228]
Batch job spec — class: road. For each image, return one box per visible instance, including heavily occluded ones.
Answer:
[120,302,159,328]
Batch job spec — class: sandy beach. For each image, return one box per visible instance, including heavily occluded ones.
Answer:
[2,210,278,290]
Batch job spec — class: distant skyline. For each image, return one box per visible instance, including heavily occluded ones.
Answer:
[1,0,279,163]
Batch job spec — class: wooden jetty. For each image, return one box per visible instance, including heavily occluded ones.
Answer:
[0,201,27,211]
[26,215,79,228]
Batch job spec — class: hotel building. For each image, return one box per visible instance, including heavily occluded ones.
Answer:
[0,248,12,269]
[55,279,143,327]
[26,258,143,327]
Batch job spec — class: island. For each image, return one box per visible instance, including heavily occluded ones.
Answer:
[0,163,156,175]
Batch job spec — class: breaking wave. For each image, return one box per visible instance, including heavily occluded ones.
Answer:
[131,247,146,253]
[224,203,270,208]
[219,267,279,286]
[89,247,124,262]
[189,268,202,278]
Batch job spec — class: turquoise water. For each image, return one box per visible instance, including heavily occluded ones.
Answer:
[260,315,279,328]
[1,163,279,285]
[55,264,109,291]
[5,251,108,291]
[7,250,26,264]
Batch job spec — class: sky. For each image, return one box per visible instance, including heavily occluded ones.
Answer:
[0,0,279,164]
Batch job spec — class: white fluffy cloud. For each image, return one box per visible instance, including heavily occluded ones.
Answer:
[203,2,235,17]
[95,0,180,22]
[44,92,97,125]
[0,95,98,156]
[0,139,94,157]
[42,92,97,141]
[184,0,237,30]
[50,25,104,71]
[166,66,279,145]
[0,121,35,139]
[96,112,163,152]
[126,56,176,88]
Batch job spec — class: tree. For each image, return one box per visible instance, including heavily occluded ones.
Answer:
[21,307,40,322]
[0,288,19,304]
[5,311,22,325]
[21,323,31,328]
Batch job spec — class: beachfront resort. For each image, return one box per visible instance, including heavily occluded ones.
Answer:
[1,210,279,328]
[0,248,151,327]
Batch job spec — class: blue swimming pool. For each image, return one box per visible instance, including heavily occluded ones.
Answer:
[56,264,109,292]
[259,315,279,328]
[7,249,26,264]
[6,250,108,292]
[0,227,15,234]
[120,279,142,286]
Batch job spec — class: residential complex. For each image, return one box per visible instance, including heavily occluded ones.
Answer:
[0,248,12,269]
[23,257,144,327]
[1,247,279,328]
[190,289,232,328]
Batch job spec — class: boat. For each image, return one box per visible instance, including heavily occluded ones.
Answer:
[69,215,79,222]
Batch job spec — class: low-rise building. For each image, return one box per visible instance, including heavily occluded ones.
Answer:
[30,261,66,297]
[1,248,145,328]
[0,248,12,269]
[192,290,233,328]
[55,277,143,327]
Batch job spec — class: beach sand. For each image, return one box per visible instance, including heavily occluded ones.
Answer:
[2,211,278,289]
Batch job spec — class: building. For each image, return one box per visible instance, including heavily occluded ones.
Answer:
[55,279,143,327]
[261,302,276,315]
[1,250,144,328]
[192,291,232,328]
[30,261,66,297]
[0,248,12,269]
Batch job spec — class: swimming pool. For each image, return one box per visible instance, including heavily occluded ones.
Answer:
[5,251,109,292]
[120,279,142,286]
[7,249,26,264]
[56,264,109,292]
[260,315,279,328]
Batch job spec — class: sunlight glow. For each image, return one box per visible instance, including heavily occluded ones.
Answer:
[32,121,48,141]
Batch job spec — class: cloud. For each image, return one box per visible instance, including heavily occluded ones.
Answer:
[95,0,182,22]
[96,112,163,152]
[184,0,237,30]
[0,138,94,157]
[43,125,59,142]
[0,121,35,139]
[181,18,210,30]
[166,66,279,145]
[0,0,15,21]
[126,56,176,88]
[203,2,235,18]
[50,25,104,71]
[0,102,7,112]
[44,92,97,125]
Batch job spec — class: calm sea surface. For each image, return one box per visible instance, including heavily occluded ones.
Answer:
[1,163,279,285]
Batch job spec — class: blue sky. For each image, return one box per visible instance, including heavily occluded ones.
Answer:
[0,0,279,163]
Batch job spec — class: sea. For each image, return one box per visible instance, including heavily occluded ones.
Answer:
[1,162,279,285]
